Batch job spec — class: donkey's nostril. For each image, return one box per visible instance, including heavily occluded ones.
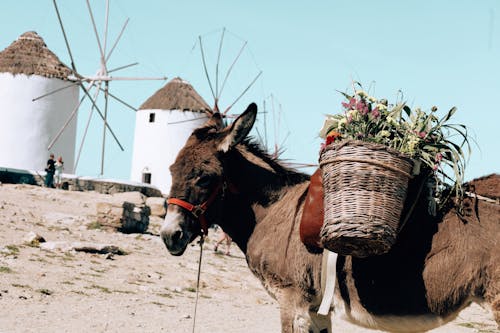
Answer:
[171,230,183,243]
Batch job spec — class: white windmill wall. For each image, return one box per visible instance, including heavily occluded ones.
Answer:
[130,109,208,194]
[0,73,78,172]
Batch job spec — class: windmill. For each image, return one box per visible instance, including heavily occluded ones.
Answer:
[195,28,316,170]
[36,0,167,176]
[195,28,295,159]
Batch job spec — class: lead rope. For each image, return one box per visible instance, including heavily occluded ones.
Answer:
[192,235,204,333]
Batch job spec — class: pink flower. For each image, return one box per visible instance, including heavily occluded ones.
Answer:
[435,153,443,162]
[342,97,356,110]
[418,131,427,139]
[433,164,439,171]
[371,107,380,118]
[356,100,365,111]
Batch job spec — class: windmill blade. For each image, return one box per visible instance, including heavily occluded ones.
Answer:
[167,116,210,125]
[52,0,77,72]
[223,70,262,114]
[263,99,268,150]
[218,40,247,101]
[103,0,110,55]
[79,83,124,151]
[32,81,80,102]
[86,0,106,71]
[94,86,137,111]
[108,62,139,74]
[47,83,92,150]
[74,82,103,171]
[215,27,226,99]
[106,18,129,62]
[83,76,167,81]
[199,36,216,102]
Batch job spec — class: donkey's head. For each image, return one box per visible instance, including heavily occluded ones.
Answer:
[160,103,257,255]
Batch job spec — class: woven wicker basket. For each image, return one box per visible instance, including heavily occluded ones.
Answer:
[319,140,414,257]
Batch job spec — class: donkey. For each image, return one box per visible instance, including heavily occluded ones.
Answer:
[160,103,500,333]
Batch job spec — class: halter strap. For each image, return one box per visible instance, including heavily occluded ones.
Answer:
[167,182,223,235]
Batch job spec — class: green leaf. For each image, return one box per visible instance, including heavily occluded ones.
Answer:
[438,107,457,127]
[403,105,411,116]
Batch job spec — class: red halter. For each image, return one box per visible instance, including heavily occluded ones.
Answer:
[167,183,223,236]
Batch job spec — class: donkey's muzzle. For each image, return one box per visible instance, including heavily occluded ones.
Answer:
[160,210,189,256]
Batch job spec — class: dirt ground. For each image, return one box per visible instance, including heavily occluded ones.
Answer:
[0,184,497,333]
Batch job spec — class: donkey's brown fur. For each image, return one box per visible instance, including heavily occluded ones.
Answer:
[160,104,500,332]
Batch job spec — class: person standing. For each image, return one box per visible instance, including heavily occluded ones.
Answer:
[214,227,232,256]
[54,156,64,189]
[44,153,56,188]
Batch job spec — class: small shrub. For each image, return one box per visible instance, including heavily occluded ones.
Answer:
[87,221,102,230]
[37,288,53,295]
[0,266,13,273]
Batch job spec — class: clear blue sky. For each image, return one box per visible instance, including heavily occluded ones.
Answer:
[1,0,499,181]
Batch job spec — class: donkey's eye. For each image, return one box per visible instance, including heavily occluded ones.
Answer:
[196,175,212,187]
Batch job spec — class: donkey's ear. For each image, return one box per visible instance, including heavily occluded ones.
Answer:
[218,103,257,152]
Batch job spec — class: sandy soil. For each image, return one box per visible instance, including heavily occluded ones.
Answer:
[0,184,497,333]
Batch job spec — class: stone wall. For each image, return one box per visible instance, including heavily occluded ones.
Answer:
[0,167,163,197]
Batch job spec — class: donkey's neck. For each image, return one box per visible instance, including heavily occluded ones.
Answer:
[225,144,309,206]
[218,144,309,252]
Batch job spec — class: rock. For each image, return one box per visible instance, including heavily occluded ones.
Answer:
[121,202,150,233]
[23,231,46,245]
[72,242,126,255]
[146,197,167,217]
[40,241,73,252]
[96,197,150,234]
[40,241,126,255]
[111,192,145,206]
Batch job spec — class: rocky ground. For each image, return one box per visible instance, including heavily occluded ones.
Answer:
[0,184,497,333]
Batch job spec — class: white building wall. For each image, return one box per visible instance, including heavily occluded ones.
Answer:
[130,109,208,195]
[0,73,78,172]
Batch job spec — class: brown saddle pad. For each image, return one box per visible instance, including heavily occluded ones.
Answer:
[300,168,324,250]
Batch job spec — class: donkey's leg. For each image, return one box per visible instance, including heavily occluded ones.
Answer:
[491,294,500,325]
[278,288,327,333]
[277,290,306,333]
[484,258,500,326]
[309,311,331,333]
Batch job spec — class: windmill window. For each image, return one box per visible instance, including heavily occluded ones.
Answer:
[142,172,152,184]
[149,112,156,123]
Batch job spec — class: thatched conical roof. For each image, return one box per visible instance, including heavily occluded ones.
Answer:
[0,31,73,80]
[139,77,211,113]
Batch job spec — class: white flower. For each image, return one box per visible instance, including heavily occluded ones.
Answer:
[376,103,387,111]
[356,90,367,97]
[404,137,421,155]
[378,130,391,138]
[338,118,348,129]
[386,116,398,126]
[347,109,359,121]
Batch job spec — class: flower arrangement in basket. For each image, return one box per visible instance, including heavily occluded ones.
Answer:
[318,84,470,257]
